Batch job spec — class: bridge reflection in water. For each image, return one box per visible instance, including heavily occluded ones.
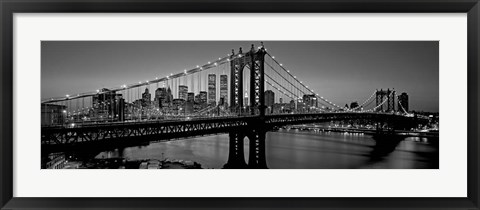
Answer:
[42,113,427,169]
[92,130,438,169]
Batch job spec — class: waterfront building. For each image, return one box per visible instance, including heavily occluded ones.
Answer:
[43,152,66,169]
[41,103,67,126]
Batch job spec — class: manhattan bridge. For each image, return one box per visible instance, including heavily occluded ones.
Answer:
[41,43,427,169]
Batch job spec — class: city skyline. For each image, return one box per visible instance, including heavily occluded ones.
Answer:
[41,41,439,170]
[42,41,439,112]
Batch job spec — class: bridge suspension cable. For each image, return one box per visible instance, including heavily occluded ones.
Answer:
[362,90,395,112]
[350,91,377,111]
[397,95,409,115]
[265,57,333,109]
[265,52,345,110]
[42,54,233,103]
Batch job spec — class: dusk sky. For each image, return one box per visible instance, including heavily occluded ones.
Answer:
[41,41,439,112]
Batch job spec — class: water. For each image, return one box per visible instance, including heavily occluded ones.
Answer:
[97,130,439,169]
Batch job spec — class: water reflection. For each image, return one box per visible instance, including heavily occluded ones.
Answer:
[96,130,439,169]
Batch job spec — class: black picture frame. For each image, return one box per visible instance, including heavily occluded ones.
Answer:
[1,0,479,209]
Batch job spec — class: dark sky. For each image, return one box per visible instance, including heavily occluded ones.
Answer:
[41,41,439,112]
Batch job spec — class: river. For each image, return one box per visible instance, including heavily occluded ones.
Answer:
[96,129,439,169]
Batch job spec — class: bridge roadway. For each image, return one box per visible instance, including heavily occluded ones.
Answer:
[41,112,423,153]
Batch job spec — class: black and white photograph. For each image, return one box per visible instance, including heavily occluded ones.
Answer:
[40,41,439,169]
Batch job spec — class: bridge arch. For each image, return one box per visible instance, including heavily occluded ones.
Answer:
[229,45,267,117]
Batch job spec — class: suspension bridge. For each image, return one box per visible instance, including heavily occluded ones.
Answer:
[41,42,427,168]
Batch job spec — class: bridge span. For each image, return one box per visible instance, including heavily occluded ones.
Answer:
[42,112,424,168]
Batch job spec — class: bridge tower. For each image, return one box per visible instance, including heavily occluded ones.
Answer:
[229,44,267,117]
[375,89,396,112]
[225,44,268,169]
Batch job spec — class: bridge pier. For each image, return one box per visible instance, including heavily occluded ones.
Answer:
[248,129,267,169]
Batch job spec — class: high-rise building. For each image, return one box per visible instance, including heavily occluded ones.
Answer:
[155,87,168,108]
[186,92,195,114]
[92,88,124,120]
[208,74,216,105]
[172,99,185,115]
[187,92,195,102]
[303,94,317,108]
[178,85,188,101]
[290,99,296,110]
[265,90,275,107]
[141,88,151,107]
[220,75,228,104]
[199,91,207,106]
[398,92,409,112]
[41,103,67,126]
[164,86,173,105]
[350,101,359,109]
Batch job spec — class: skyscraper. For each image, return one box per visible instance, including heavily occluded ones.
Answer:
[303,94,317,108]
[265,90,275,107]
[166,86,173,104]
[92,88,123,119]
[155,87,169,108]
[208,74,216,105]
[220,74,228,104]
[178,85,188,101]
[186,92,195,114]
[398,92,409,112]
[187,92,194,102]
[350,101,359,109]
[199,91,207,106]
[141,88,151,107]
